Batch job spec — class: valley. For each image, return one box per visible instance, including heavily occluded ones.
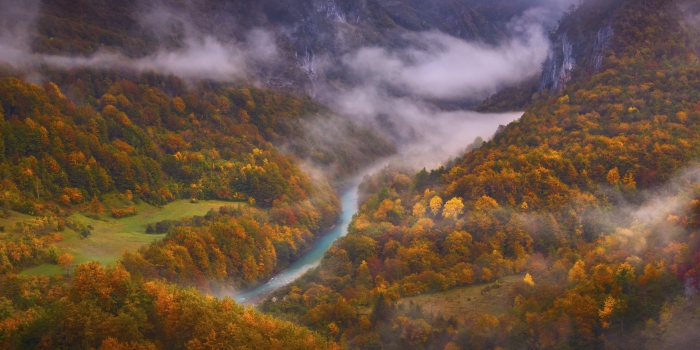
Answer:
[234,181,362,304]
[1,0,700,349]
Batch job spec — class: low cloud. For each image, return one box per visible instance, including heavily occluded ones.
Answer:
[0,0,277,83]
[342,31,546,101]
[328,82,521,169]
[40,31,278,82]
[305,6,562,172]
[339,8,552,101]
[0,0,40,67]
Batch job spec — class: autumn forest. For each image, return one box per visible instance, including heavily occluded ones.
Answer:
[1,0,700,349]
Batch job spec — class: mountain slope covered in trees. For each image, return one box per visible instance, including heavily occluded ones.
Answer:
[6,0,700,349]
[261,0,700,348]
[0,0,410,346]
[0,262,340,349]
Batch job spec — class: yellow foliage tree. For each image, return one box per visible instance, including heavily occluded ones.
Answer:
[442,197,464,221]
[172,97,186,113]
[623,171,636,189]
[474,195,498,211]
[481,267,493,282]
[606,167,620,186]
[357,260,372,287]
[599,295,618,328]
[429,196,443,216]
[328,322,340,336]
[238,110,250,124]
[524,273,535,286]
[568,260,586,283]
[89,195,104,215]
[412,202,426,217]
[457,266,475,284]
[677,111,688,124]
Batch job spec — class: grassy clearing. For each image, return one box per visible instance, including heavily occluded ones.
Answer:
[19,264,64,276]
[0,211,35,237]
[18,199,240,276]
[395,275,522,320]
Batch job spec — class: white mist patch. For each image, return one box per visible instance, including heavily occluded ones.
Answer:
[39,34,275,81]
[630,165,700,224]
[397,110,522,169]
[323,82,521,169]
[340,7,552,101]
[3,31,278,82]
[0,0,40,68]
[0,0,278,83]
[344,31,547,101]
[312,6,558,173]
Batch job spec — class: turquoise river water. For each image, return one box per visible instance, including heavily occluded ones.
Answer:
[233,182,360,304]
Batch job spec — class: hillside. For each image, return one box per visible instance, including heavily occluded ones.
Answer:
[5,0,700,349]
[30,0,540,92]
[0,262,340,349]
[261,0,700,348]
[0,0,418,347]
[0,72,393,293]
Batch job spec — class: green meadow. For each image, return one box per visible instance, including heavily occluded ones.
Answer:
[15,199,239,276]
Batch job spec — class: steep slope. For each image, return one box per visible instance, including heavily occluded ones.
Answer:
[0,0,569,348]
[262,0,700,348]
[0,262,339,349]
[29,0,543,92]
[0,72,389,288]
[477,0,625,111]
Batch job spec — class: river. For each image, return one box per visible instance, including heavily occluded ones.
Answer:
[232,111,523,304]
[233,181,360,304]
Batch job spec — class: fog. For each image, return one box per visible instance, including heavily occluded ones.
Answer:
[514,161,700,273]
[0,0,278,82]
[310,5,569,169]
[40,31,278,82]
[328,83,523,169]
[0,0,579,173]
[339,10,550,101]
[0,0,40,67]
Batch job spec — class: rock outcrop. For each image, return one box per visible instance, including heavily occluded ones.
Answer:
[592,24,614,74]
[540,34,576,94]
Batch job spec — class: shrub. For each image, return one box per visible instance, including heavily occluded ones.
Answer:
[80,229,91,238]
[155,220,174,233]
[111,206,138,218]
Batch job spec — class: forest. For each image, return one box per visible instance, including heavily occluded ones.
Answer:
[0,56,384,348]
[260,0,700,349]
[2,0,700,349]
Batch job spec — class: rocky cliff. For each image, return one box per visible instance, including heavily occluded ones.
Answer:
[539,33,576,93]
[537,0,622,93]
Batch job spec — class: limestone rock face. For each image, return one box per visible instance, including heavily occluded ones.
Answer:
[539,33,576,94]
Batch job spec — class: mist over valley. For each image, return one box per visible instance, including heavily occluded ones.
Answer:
[1,0,700,349]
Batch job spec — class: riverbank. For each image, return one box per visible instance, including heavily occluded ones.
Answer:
[232,181,361,304]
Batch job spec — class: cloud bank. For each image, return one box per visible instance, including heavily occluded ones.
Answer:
[309,6,569,169]
[39,30,278,82]
[341,12,549,101]
[0,0,277,83]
